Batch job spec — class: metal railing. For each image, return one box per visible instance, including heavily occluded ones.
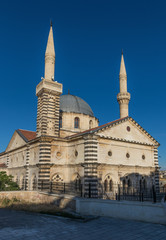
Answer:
[40,181,83,197]
[98,183,166,203]
[34,181,166,203]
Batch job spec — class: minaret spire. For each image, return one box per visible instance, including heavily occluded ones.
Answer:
[117,52,130,118]
[36,24,62,138]
[120,51,127,78]
[45,24,55,80]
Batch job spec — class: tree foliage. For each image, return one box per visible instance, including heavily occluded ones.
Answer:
[0,171,20,191]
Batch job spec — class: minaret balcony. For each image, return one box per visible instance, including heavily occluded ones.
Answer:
[117,92,130,102]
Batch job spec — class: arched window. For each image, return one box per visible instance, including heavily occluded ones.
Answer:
[89,120,93,129]
[21,177,25,190]
[123,179,126,188]
[74,174,81,191]
[104,179,108,192]
[104,176,113,192]
[109,180,113,191]
[74,117,80,128]
[143,179,146,190]
[32,176,37,190]
[59,116,62,128]
[128,179,132,188]
[139,179,142,190]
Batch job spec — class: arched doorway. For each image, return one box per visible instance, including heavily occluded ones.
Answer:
[104,175,113,192]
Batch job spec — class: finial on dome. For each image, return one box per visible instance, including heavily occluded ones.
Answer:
[68,89,70,95]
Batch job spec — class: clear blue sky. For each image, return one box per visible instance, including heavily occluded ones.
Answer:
[0,0,166,169]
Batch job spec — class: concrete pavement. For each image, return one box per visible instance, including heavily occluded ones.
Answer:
[0,209,166,240]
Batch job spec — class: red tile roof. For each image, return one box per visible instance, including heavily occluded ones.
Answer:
[17,129,36,142]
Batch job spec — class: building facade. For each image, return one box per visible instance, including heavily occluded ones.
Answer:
[0,25,160,197]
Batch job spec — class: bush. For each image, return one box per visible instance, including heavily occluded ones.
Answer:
[0,171,20,191]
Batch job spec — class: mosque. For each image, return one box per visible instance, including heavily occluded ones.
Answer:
[0,25,160,197]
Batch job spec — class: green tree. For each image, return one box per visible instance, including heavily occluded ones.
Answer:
[0,171,20,191]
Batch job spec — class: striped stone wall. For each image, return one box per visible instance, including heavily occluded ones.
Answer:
[154,146,159,193]
[36,91,60,137]
[38,138,52,190]
[84,135,98,198]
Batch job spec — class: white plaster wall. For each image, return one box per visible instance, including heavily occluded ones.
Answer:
[29,143,39,165]
[60,112,98,137]
[8,147,26,169]
[6,131,26,151]
[51,139,84,165]
[97,120,155,145]
[0,154,7,165]
[98,138,154,168]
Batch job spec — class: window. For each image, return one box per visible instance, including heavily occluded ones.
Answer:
[59,116,62,128]
[21,177,25,190]
[75,150,78,157]
[74,117,80,128]
[142,154,145,160]
[89,120,93,129]
[123,179,126,188]
[140,178,146,190]
[108,151,112,157]
[104,176,113,192]
[32,176,37,190]
[104,179,108,192]
[127,179,132,187]
[109,180,113,191]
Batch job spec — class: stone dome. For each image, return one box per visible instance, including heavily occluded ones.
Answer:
[60,94,94,117]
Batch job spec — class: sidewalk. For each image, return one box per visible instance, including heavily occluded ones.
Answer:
[0,209,166,240]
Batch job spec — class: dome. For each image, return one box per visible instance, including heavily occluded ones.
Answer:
[60,94,94,117]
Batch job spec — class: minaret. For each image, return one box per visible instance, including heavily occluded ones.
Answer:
[36,24,63,137]
[117,52,130,118]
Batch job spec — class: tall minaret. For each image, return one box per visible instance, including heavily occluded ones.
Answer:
[36,24,63,137]
[117,52,130,118]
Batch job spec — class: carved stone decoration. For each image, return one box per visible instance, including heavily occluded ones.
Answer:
[52,174,63,182]
[56,151,62,160]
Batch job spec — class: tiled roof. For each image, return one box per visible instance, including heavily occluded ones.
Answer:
[66,117,128,139]
[16,129,36,142]
[0,163,7,168]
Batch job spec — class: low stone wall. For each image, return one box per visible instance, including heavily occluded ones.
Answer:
[76,198,166,225]
[0,191,76,210]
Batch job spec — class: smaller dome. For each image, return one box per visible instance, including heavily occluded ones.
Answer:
[60,94,94,117]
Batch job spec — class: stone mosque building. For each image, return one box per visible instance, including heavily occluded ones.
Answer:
[0,25,160,197]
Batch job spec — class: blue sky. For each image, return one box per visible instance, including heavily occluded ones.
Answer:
[0,0,166,169]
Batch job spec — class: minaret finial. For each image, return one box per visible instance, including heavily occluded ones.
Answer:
[117,53,131,118]
[121,49,123,55]
[44,24,55,80]
[119,52,126,76]
[50,20,52,27]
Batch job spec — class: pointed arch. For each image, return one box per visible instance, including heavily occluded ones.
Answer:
[104,174,114,192]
